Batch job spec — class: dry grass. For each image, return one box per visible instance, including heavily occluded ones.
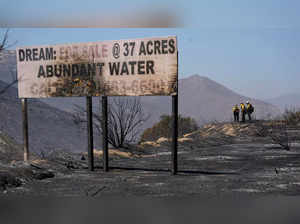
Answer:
[139,120,300,152]
[140,141,160,147]
[156,137,169,144]
[178,137,193,143]
[83,149,137,158]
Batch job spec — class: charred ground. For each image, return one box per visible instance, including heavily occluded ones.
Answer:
[1,121,300,197]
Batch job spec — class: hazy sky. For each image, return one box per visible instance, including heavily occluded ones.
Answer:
[1,0,299,100]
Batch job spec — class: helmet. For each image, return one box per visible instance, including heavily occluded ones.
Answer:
[246,101,249,104]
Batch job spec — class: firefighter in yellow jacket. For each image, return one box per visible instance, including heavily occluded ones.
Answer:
[246,101,254,121]
[240,102,246,122]
[232,105,239,122]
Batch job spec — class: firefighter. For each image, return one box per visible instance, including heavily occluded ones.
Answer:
[246,101,254,121]
[240,102,246,122]
[232,104,240,122]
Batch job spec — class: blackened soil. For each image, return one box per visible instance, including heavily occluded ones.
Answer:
[3,134,300,197]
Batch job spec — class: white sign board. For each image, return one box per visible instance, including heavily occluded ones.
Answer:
[16,36,178,98]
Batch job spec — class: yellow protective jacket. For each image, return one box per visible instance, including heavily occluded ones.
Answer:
[247,103,252,110]
[232,106,239,112]
[247,103,254,113]
[240,103,245,112]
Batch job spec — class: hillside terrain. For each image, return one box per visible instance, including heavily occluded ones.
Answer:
[36,75,281,128]
[0,80,101,154]
[141,75,281,127]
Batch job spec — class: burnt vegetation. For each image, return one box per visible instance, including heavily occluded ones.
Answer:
[140,114,198,142]
[255,120,291,151]
[0,29,18,96]
[73,97,149,149]
[0,29,10,52]
[282,107,300,126]
[254,108,300,151]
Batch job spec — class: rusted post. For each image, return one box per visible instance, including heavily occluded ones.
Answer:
[86,96,94,171]
[172,95,178,175]
[102,96,109,171]
[22,98,29,162]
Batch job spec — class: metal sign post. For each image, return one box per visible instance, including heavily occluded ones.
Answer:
[171,51,179,175]
[102,96,109,171]
[171,95,178,175]
[22,98,29,162]
[86,96,94,171]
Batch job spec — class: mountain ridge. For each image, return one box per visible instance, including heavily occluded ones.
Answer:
[266,93,300,111]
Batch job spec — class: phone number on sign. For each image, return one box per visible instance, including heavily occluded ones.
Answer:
[103,79,176,95]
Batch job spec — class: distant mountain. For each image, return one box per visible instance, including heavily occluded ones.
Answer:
[140,75,281,127]
[0,80,100,154]
[266,93,300,111]
[0,50,281,133]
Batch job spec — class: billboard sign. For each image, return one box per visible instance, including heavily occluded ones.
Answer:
[16,36,178,98]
